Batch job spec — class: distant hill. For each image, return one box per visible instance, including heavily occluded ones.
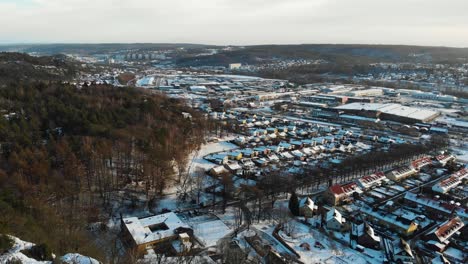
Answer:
[3,43,467,66]
[0,52,81,83]
[176,44,468,66]
[0,43,216,55]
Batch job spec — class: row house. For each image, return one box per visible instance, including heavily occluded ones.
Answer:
[432,176,462,194]
[253,146,270,156]
[411,156,432,171]
[435,154,456,166]
[386,166,418,181]
[357,172,387,189]
[424,217,464,252]
[404,192,468,222]
[452,168,468,180]
[360,206,420,237]
[432,168,468,193]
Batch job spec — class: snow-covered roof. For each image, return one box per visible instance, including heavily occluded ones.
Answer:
[357,172,386,188]
[335,103,439,121]
[123,212,190,245]
[329,182,362,196]
[299,197,317,211]
[326,208,345,224]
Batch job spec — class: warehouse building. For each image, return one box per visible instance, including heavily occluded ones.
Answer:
[334,103,440,124]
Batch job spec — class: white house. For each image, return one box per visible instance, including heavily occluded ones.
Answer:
[325,208,346,231]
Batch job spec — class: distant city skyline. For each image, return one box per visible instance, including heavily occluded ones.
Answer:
[0,0,467,47]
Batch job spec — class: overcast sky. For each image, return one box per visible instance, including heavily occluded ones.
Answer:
[0,0,467,47]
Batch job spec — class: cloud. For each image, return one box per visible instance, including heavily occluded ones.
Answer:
[0,0,467,47]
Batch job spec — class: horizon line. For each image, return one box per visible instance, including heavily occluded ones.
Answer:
[0,42,467,49]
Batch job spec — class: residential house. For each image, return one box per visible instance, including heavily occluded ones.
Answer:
[325,183,362,205]
[432,168,468,193]
[411,156,432,171]
[360,206,421,237]
[267,153,280,163]
[290,140,303,149]
[436,154,456,166]
[424,217,464,248]
[278,142,293,150]
[301,147,314,156]
[279,152,294,160]
[404,192,468,222]
[239,148,256,158]
[225,161,242,173]
[386,166,418,181]
[267,145,283,153]
[210,165,229,176]
[240,158,255,168]
[211,153,229,165]
[350,222,381,249]
[357,172,386,189]
[253,158,269,167]
[432,176,462,194]
[228,151,243,161]
[325,208,346,231]
[254,146,270,156]
[299,197,318,218]
[452,168,468,180]
[291,150,306,160]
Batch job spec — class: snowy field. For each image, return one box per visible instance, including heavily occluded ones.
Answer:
[136,76,154,86]
[187,135,239,174]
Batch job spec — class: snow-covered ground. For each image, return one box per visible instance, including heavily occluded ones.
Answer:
[0,235,100,264]
[136,76,154,86]
[61,254,100,264]
[278,221,385,264]
[151,135,239,213]
[187,135,239,174]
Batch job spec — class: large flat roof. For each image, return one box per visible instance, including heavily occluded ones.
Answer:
[123,212,190,245]
[335,103,439,121]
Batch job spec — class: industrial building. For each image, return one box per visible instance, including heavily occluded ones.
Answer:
[334,103,440,124]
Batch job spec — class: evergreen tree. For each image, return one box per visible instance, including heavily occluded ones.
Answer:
[288,192,299,216]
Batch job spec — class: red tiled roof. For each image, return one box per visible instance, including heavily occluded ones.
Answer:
[329,183,358,195]
[360,172,385,184]
[436,154,454,162]
[452,168,467,179]
[329,184,345,195]
[434,217,464,242]
[439,176,460,187]
[411,157,432,169]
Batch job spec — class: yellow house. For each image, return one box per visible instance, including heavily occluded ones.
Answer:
[229,152,243,160]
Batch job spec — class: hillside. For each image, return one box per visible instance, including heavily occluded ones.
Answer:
[0,52,81,83]
[176,44,468,66]
[0,54,209,262]
[0,43,216,55]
